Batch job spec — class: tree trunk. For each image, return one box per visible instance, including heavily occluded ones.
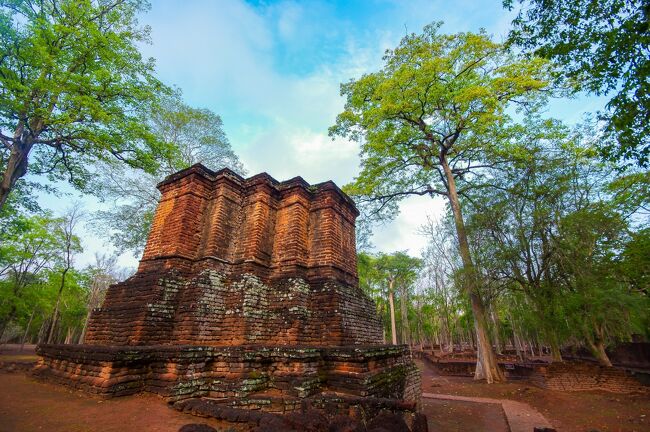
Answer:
[79,309,92,344]
[588,326,612,366]
[64,327,73,344]
[549,333,563,362]
[491,308,502,355]
[38,316,50,344]
[0,135,33,211]
[399,285,410,345]
[513,329,524,361]
[388,280,397,345]
[588,339,612,367]
[441,155,505,383]
[47,268,69,344]
[20,310,35,352]
[512,336,522,361]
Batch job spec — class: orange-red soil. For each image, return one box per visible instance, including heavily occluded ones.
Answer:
[0,372,244,432]
[0,349,648,432]
[419,360,650,432]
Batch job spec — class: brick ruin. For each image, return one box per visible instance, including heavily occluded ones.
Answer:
[418,350,648,394]
[34,165,420,419]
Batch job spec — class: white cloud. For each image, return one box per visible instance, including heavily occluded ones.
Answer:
[273,1,303,41]
[371,195,447,255]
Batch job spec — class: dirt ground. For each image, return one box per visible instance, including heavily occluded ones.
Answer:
[418,359,650,432]
[421,397,509,431]
[0,345,648,432]
[0,372,244,432]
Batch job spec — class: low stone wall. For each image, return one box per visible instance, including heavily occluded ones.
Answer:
[529,361,648,393]
[34,344,421,407]
[174,395,427,431]
[173,394,428,432]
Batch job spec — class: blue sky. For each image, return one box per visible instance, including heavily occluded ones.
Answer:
[40,0,608,269]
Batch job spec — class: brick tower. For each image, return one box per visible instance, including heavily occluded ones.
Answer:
[35,165,420,414]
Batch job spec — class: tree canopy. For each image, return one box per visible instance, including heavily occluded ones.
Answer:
[0,0,173,209]
[330,23,552,222]
[505,0,650,167]
[90,93,245,255]
[330,22,554,383]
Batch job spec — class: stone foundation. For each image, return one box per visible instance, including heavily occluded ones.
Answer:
[84,270,382,348]
[34,344,420,406]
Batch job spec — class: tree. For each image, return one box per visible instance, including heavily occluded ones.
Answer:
[464,118,648,365]
[330,23,551,382]
[463,119,590,360]
[46,205,83,343]
[0,213,61,339]
[505,0,650,167]
[374,252,422,345]
[0,0,173,210]
[419,216,463,352]
[91,94,245,255]
[79,253,118,343]
[555,205,632,366]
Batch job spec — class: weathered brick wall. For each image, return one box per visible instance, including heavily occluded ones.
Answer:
[34,344,419,404]
[84,269,383,346]
[84,165,382,347]
[530,361,648,393]
[39,164,421,412]
[140,165,359,281]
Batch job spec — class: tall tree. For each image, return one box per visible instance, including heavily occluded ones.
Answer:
[46,205,83,343]
[419,216,462,352]
[0,213,61,339]
[0,0,173,210]
[464,118,648,365]
[78,253,118,343]
[330,23,551,382]
[374,252,422,345]
[505,0,650,167]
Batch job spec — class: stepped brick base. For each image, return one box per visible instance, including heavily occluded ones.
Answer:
[35,166,422,421]
[83,269,383,348]
[34,344,420,406]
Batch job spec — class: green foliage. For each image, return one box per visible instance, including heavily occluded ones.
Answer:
[0,0,173,206]
[41,267,89,339]
[149,92,245,175]
[358,251,422,343]
[506,0,650,167]
[0,212,62,338]
[617,228,650,295]
[330,22,552,222]
[607,170,650,218]
[0,213,62,279]
[464,117,648,355]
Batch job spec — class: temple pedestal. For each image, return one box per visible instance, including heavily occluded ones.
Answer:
[35,165,421,422]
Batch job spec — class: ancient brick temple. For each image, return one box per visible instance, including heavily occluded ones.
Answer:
[35,165,420,415]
